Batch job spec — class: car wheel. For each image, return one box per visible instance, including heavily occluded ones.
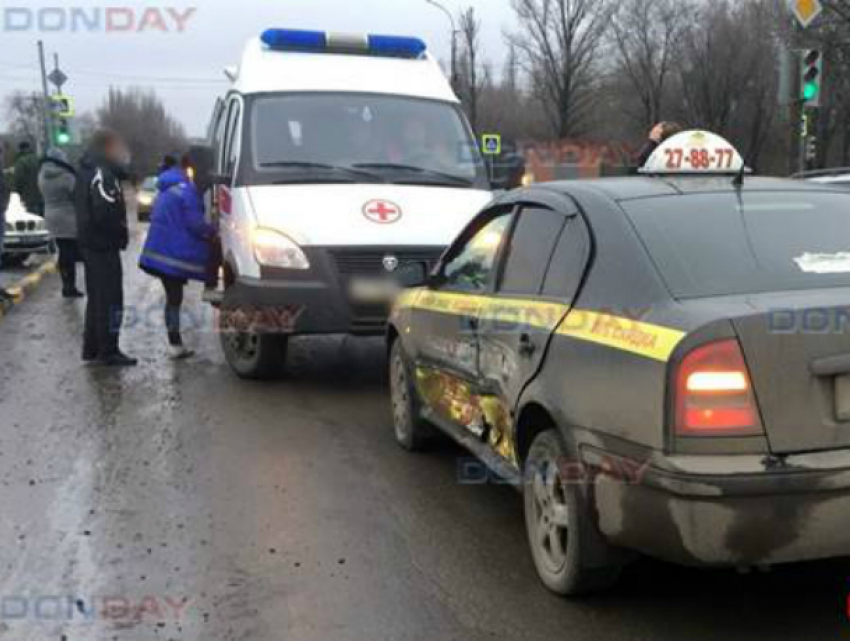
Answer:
[524,430,622,596]
[219,308,288,380]
[389,339,432,451]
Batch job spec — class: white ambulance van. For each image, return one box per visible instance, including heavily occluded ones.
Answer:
[205,28,494,379]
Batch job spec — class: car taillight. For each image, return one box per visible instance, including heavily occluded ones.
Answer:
[674,339,763,437]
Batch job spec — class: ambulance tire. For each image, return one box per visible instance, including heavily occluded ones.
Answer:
[219,316,289,381]
[523,430,622,596]
[389,340,433,452]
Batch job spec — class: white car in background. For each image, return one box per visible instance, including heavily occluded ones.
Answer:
[796,168,850,190]
[2,193,52,267]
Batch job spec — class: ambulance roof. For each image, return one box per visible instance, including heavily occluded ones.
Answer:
[231,36,458,103]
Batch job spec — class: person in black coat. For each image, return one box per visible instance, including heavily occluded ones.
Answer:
[74,129,137,367]
[0,158,11,302]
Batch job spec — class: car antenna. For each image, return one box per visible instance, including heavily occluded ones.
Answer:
[732,157,748,189]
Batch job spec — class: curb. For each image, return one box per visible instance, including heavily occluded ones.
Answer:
[0,260,58,320]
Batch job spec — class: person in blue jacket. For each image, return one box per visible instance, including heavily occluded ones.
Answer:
[140,155,216,360]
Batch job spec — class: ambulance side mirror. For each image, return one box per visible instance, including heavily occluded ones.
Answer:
[210,172,233,186]
[395,262,430,288]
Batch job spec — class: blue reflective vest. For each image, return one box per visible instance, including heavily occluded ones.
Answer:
[139,169,214,282]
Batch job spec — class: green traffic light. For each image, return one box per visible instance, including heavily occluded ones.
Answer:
[803,83,819,101]
[56,131,71,145]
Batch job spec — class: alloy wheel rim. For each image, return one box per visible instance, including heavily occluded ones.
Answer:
[532,459,570,573]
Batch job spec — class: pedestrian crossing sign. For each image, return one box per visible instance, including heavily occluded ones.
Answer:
[482,134,501,156]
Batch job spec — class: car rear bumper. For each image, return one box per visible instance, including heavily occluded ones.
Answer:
[586,447,850,567]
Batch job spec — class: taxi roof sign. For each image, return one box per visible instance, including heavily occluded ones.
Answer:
[640,130,746,176]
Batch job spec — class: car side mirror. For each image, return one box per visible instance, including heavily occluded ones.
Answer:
[490,151,526,191]
[210,172,233,186]
[395,261,430,288]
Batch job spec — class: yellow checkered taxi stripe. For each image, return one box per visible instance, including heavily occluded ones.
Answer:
[394,289,686,363]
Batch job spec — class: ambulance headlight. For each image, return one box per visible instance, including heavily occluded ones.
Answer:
[252,228,310,270]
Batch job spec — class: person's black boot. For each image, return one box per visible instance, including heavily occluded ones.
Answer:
[98,352,138,367]
[62,289,85,299]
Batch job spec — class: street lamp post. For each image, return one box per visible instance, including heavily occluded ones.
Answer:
[425,0,459,92]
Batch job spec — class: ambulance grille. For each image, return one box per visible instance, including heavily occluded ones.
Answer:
[330,248,445,276]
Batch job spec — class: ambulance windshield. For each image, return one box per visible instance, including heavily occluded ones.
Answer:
[248,93,488,188]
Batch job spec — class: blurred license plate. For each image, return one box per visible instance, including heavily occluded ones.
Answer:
[835,375,850,422]
[349,277,399,304]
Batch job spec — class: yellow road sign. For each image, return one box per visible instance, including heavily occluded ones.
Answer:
[792,0,823,29]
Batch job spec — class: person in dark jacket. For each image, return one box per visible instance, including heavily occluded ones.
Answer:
[39,148,82,298]
[139,154,216,360]
[75,129,136,367]
[635,121,684,169]
[13,141,44,216]
[0,158,11,303]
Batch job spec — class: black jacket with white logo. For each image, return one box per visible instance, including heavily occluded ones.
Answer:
[74,153,128,252]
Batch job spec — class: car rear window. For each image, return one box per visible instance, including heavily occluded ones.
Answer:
[623,191,850,298]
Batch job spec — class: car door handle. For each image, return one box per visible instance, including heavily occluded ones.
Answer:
[519,333,537,357]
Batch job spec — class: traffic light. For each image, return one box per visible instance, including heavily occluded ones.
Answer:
[54,118,71,146]
[801,49,823,107]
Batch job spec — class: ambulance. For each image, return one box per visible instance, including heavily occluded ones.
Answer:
[204,28,493,379]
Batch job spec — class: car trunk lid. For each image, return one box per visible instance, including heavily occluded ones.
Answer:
[726,289,850,453]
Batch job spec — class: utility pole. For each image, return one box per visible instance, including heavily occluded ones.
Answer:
[37,41,52,153]
[425,0,459,93]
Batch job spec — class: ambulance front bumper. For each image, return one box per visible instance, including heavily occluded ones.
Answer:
[222,247,412,337]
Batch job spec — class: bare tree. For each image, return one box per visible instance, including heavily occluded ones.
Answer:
[458,7,488,133]
[4,91,44,147]
[823,0,850,24]
[672,0,783,168]
[610,0,693,129]
[97,87,187,177]
[508,0,617,138]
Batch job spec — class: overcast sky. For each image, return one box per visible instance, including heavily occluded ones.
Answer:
[0,0,515,137]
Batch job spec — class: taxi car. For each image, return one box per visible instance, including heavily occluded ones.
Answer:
[387,131,850,595]
[2,193,51,266]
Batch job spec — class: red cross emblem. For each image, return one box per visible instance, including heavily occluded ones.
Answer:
[363,200,402,224]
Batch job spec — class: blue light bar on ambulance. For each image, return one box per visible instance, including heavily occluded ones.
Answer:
[261,29,428,59]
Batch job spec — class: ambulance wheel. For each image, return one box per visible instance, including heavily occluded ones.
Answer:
[523,430,622,596]
[389,340,432,451]
[219,311,288,380]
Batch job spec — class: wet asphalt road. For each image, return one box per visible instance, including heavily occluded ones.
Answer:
[1,227,850,641]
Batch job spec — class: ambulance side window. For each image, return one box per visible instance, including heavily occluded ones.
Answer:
[222,100,242,180]
[440,210,514,293]
[499,206,566,297]
[210,100,227,170]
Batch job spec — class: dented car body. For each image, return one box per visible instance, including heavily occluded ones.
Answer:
[387,173,850,591]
